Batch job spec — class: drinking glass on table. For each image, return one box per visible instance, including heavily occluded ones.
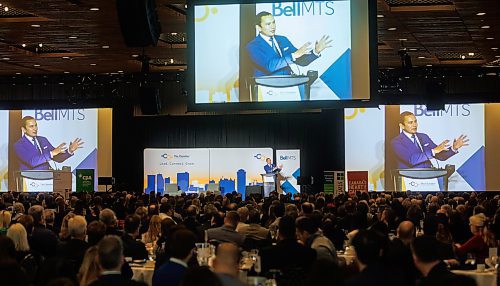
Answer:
[195,243,212,266]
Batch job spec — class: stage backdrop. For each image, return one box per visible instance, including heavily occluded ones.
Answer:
[21,109,98,191]
[276,149,300,194]
[144,148,273,196]
[0,111,8,191]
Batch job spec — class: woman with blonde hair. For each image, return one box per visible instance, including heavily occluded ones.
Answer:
[455,213,497,264]
[6,223,30,262]
[59,212,76,241]
[77,246,101,286]
[0,210,12,235]
[142,214,162,244]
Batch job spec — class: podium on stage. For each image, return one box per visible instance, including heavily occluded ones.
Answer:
[248,71,318,102]
[392,166,454,192]
[16,170,72,197]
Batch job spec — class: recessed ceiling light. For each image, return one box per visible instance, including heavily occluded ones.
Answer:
[461,55,466,59]
[495,55,500,58]
[468,52,475,56]
[4,7,8,12]
[38,43,43,47]
[102,45,110,49]
[481,25,490,29]
[2,57,10,60]
[89,7,99,11]
[476,12,486,16]
[21,44,26,47]
[68,36,78,39]
[171,32,178,35]
[62,56,70,59]
[184,4,187,8]
[33,64,40,67]
[64,71,70,74]
[15,72,21,75]
[90,63,97,66]
[426,64,432,67]
[491,47,498,50]
[377,14,384,18]
[131,54,139,58]
[170,58,174,64]
[388,27,397,31]
[58,82,64,85]
[417,56,426,59]
[118,70,124,73]
[31,24,41,28]
[399,38,408,41]
[486,37,495,40]
[409,48,418,51]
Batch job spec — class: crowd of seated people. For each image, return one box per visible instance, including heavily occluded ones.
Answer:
[0,189,499,286]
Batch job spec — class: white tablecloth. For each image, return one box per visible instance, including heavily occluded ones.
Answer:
[452,269,496,286]
[131,261,155,286]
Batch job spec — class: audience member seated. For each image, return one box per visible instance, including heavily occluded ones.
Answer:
[0,235,29,286]
[412,236,475,286]
[99,208,122,236]
[29,205,59,257]
[260,215,316,283]
[87,221,106,247]
[77,246,101,286]
[383,221,418,286]
[122,214,149,260]
[240,209,270,245]
[213,243,246,286]
[0,209,12,235]
[207,211,246,246]
[153,229,196,286]
[56,215,90,280]
[235,207,249,232]
[296,216,337,262]
[89,235,146,286]
[346,229,400,286]
[455,213,496,264]
[141,214,162,244]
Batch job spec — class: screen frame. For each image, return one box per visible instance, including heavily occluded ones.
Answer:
[187,0,378,111]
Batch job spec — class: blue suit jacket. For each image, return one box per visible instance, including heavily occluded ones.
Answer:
[390,132,456,169]
[246,34,318,76]
[13,135,72,170]
[264,163,276,174]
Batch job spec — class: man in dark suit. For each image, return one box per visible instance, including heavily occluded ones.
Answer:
[260,215,316,277]
[246,11,331,77]
[122,214,148,260]
[264,158,282,174]
[390,111,468,169]
[152,229,196,286]
[207,211,246,247]
[13,116,83,170]
[28,205,58,257]
[412,236,476,286]
[90,235,146,286]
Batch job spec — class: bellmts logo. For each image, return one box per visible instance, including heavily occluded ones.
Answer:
[273,1,335,17]
[280,155,297,160]
[35,109,86,121]
[413,104,471,117]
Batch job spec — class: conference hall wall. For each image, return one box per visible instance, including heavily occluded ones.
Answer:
[112,108,344,193]
[1,108,112,192]
[345,104,500,192]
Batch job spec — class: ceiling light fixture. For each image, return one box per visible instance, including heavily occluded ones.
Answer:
[131,54,139,57]
[461,55,466,59]
[118,70,124,73]
[468,52,475,56]
[492,47,499,50]
[417,56,425,59]
[399,38,407,41]
[426,64,432,67]
[33,64,40,67]
[377,14,384,18]
[62,56,70,59]
[90,7,99,11]
[64,71,70,74]
[68,36,78,39]
[90,63,97,66]
[388,27,397,31]
[476,12,486,16]
[4,6,8,12]
[15,73,21,75]
[2,57,9,60]
[102,45,109,49]
[486,37,495,40]
[31,24,40,28]
[481,25,490,29]
[21,44,26,47]
[38,43,43,47]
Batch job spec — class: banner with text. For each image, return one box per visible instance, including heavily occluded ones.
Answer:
[347,171,368,196]
[276,149,300,194]
[144,148,273,195]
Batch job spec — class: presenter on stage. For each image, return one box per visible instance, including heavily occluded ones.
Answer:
[390,111,469,169]
[246,11,332,80]
[13,116,84,170]
[264,158,282,174]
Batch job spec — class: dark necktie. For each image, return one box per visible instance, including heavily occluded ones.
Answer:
[32,137,42,154]
[270,37,281,56]
[411,135,422,152]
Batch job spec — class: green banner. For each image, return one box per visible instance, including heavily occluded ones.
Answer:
[76,169,95,192]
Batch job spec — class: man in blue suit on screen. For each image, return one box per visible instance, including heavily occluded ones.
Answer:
[13,116,84,170]
[390,111,469,169]
[264,158,282,174]
[246,12,332,99]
